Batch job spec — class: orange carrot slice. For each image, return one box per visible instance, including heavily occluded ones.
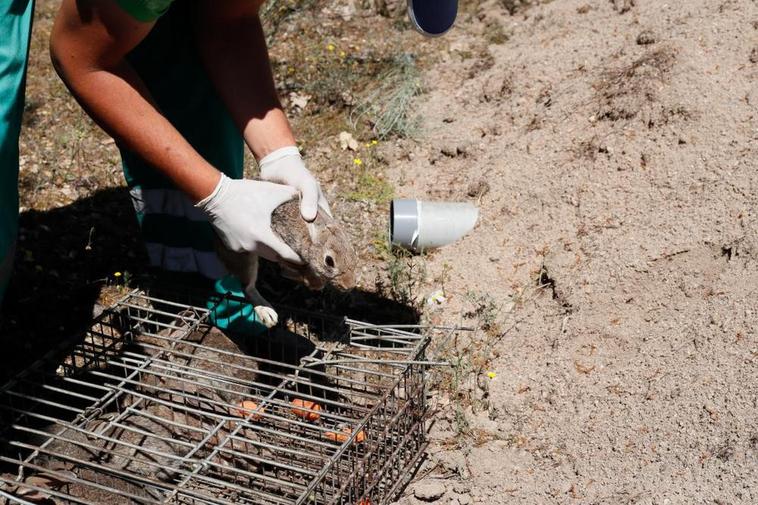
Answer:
[325,427,366,444]
[235,400,264,420]
[291,398,321,421]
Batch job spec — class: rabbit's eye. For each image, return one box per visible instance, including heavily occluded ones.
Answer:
[324,255,335,268]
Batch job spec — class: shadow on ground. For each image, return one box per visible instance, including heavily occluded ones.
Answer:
[0,187,418,383]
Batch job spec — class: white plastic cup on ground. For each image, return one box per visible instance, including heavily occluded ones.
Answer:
[390,199,479,252]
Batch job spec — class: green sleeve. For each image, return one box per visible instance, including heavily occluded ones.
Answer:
[114,0,174,22]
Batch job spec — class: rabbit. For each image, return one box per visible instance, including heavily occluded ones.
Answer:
[216,199,358,328]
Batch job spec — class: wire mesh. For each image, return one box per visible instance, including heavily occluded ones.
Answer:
[0,289,434,505]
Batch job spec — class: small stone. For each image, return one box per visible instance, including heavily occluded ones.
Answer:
[750,47,758,64]
[414,481,447,501]
[338,131,359,151]
[440,144,458,157]
[636,30,656,45]
[458,494,472,505]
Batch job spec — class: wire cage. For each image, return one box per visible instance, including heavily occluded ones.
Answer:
[0,289,434,505]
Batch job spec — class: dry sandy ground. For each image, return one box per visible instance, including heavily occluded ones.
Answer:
[385,0,757,503]
[4,0,756,503]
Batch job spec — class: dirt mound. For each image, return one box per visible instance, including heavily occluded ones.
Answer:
[384,0,757,503]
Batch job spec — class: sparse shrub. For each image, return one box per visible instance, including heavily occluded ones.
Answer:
[350,54,422,139]
[374,248,427,309]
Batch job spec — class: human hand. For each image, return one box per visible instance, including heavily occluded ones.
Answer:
[196,174,301,263]
[258,146,331,221]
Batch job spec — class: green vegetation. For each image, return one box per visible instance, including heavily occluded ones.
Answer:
[346,170,394,204]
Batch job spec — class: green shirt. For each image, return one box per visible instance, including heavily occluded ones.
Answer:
[115,0,174,22]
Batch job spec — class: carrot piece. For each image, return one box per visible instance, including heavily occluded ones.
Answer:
[291,398,322,421]
[234,400,264,421]
[325,427,366,444]
[324,430,349,443]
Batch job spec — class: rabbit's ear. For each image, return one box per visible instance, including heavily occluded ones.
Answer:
[306,221,321,244]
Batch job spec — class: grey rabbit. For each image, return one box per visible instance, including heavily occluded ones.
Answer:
[216,199,358,328]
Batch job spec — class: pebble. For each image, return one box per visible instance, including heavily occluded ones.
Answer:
[414,481,447,502]
[636,30,656,45]
[441,144,458,158]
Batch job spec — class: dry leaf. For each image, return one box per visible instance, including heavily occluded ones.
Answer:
[288,92,311,110]
[338,131,359,151]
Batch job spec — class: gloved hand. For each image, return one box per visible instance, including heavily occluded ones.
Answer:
[259,146,331,221]
[196,174,302,264]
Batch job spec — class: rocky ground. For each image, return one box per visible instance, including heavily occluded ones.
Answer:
[1,0,756,504]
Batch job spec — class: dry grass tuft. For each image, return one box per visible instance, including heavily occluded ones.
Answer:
[350,54,422,140]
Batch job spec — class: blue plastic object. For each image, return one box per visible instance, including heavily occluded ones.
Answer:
[407,0,458,37]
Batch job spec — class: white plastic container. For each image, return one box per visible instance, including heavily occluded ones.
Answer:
[390,199,479,252]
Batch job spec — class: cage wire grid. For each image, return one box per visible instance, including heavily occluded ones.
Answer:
[0,289,440,505]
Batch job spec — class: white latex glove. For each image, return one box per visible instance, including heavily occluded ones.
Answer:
[259,146,331,221]
[196,174,302,264]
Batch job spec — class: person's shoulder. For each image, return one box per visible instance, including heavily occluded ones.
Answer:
[113,0,174,22]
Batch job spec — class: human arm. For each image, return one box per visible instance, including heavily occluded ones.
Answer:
[49,0,300,262]
[49,0,220,202]
[193,0,330,221]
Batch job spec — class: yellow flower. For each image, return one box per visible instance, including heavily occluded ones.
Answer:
[326,43,335,52]
[371,139,378,145]
[487,371,497,379]
[114,272,123,278]
[353,158,363,166]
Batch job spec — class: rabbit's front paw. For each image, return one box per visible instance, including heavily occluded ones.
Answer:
[254,305,279,328]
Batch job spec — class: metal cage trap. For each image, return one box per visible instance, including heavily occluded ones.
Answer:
[0,289,441,505]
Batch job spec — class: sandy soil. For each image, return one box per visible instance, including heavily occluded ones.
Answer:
[2,0,756,503]
[386,0,757,503]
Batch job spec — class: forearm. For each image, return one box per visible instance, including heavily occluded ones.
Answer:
[58,63,220,200]
[50,1,220,202]
[194,3,296,160]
